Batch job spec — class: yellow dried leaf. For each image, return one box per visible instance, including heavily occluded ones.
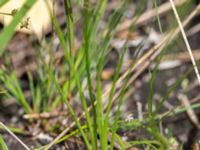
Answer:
[0,0,54,38]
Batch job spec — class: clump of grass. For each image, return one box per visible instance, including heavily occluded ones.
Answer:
[0,70,31,113]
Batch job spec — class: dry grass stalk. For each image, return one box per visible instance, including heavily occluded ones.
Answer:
[169,0,200,86]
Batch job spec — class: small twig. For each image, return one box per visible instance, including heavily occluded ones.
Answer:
[169,0,200,87]
[23,111,68,120]
[0,12,12,16]
[0,122,30,150]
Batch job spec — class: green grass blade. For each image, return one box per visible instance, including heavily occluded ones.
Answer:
[109,69,132,150]
[147,0,164,117]
[0,0,8,7]
[175,102,200,114]
[0,70,31,113]
[82,1,98,149]
[153,0,163,33]
[0,135,8,150]
[102,44,128,149]
[113,133,126,150]
[64,0,74,51]
[127,140,160,150]
[48,68,90,149]
[146,126,169,149]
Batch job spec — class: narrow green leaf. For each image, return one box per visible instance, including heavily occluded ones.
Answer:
[0,135,8,150]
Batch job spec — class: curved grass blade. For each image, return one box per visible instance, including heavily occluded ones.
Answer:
[0,70,32,113]
[0,135,8,150]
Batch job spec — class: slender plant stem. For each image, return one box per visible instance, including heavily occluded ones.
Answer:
[169,0,200,86]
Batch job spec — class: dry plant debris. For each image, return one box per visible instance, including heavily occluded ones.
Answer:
[0,0,55,38]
